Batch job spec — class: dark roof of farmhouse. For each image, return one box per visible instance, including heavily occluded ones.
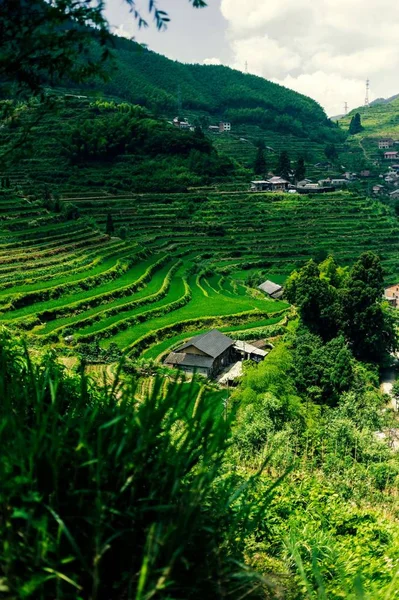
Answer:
[179,329,234,358]
[258,280,282,295]
[164,352,214,369]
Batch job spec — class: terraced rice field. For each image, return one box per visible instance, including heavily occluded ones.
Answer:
[1,187,399,361]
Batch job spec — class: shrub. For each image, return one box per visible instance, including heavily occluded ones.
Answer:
[0,334,276,599]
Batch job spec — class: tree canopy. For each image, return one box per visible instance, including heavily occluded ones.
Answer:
[285,252,397,362]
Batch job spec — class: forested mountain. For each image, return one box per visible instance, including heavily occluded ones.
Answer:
[70,36,342,145]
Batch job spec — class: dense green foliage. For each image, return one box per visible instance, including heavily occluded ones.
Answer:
[349,113,364,135]
[294,157,306,182]
[0,335,278,599]
[231,256,399,598]
[285,253,397,362]
[277,151,291,179]
[77,37,344,146]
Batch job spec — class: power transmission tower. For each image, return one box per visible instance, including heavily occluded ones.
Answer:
[344,102,348,115]
[365,79,370,107]
[245,60,248,74]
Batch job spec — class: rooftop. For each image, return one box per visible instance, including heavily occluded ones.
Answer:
[179,329,234,358]
[164,352,214,369]
[234,340,267,357]
[258,280,282,296]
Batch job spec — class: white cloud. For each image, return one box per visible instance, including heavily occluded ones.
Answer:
[203,57,222,65]
[273,72,365,116]
[231,36,301,78]
[112,23,135,40]
[219,0,399,114]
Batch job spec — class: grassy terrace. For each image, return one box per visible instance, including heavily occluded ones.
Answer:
[1,188,399,360]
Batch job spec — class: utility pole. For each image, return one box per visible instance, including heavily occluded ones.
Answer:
[344,102,348,115]
[365,79,370,107]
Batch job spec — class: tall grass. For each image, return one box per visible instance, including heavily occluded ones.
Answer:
[0,334,277,599]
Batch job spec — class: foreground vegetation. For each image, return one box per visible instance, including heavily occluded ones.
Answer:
[1,256,398,599]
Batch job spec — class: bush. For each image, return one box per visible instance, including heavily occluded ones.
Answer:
[0,334,276,599]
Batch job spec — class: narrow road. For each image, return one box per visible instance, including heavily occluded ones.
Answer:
[380,367,398,411]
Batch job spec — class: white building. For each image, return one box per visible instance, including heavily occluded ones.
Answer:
[219,122,231,132]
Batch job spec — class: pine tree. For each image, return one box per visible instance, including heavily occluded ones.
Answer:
[278,151,291,180]
[294,157,306,182]
[348,113,363,135]
[106,213,115,235]
[254,147,266,175]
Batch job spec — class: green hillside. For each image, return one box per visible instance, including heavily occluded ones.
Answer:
[1,185,399,361]
[71,36,342,147]
[340,96,399,138]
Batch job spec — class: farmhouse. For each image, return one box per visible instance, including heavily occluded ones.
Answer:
[208,125,220,132]
[173,117,192,130]
[164,329,235,377]
[390,189,399,198]
[330,178,349,186]
[384,284,399,308]
[250,180,270,192]
[373,184,385,194]
[219,121,231,132]
[267,176,290,191]
[360,170,371,177]
[384,151,399,160]
[250,177,289,192]
[297,179,313,187]
[379,138,395,149]
[302,183,320,190]
[258,279,283,298]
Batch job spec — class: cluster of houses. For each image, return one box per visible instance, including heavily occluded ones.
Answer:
[378,139,399,160]
[373,163,399,197]
[171,117,231,134]
[250,176,353,193]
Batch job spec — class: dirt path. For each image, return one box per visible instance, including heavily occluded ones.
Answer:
[380,367,398,411]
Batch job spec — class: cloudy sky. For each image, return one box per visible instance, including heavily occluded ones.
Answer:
[106,0,399,116]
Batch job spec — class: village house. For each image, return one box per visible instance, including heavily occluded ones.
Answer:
[390,189,399,198]
[302,183,320,190]
[385,172,399,183]
[384,151,399,160]
[373,184,385,194]
[267,176,290,191]
[173,117,192,130]
[330,178,349,187]
[258,279,284,299]
[164,329,235,378]
[297,178,313,187]
[219,121,231,132]
[164,329,268,378]
[208,125,220,132]
[378,138,395,149]
[250,177,289,192]
[384,284,399,308]
[250,180,270,192]
[318,178,332,187]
